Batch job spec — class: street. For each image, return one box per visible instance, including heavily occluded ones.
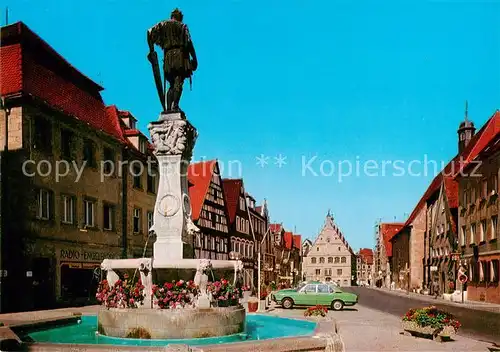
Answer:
[343,286,500,348]
[270,303,496,351]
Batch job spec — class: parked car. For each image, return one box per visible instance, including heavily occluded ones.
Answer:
[271,281,358,311]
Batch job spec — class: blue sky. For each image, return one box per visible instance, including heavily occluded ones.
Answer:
[5,0,500,251]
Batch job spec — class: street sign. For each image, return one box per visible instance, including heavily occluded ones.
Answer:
[458,274,468,284]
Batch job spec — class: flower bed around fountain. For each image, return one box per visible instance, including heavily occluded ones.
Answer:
[95,275,246,339]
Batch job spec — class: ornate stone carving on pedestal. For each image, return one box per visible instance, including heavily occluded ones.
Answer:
[148,112,200,263]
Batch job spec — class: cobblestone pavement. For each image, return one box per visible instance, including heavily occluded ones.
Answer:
[268,306,495,351]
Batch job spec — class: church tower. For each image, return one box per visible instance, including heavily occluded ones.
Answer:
[457,101,476,153]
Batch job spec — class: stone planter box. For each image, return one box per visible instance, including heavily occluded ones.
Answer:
[98,306,245,339]
[401,321,456,342]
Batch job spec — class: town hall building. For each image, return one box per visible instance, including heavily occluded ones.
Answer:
[302,212,355,286]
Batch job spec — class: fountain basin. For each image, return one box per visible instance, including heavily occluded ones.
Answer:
[98,306,245,339]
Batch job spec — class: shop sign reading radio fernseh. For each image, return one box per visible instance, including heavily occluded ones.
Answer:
[59,247,119,263]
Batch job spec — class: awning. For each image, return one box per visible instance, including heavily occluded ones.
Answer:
[61,262,100,269]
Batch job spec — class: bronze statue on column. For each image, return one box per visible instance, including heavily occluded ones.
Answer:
[147,8,198,113]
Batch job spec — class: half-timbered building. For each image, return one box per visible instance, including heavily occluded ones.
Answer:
[222,179,255,287]
[188,160,230,261]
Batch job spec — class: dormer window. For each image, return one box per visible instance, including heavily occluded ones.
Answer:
[130,119,136,129]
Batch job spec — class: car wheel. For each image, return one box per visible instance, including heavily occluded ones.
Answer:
[331,300,344,311]
[282,298,294,309]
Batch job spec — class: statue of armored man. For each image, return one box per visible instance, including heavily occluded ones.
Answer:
[147,8,198,113]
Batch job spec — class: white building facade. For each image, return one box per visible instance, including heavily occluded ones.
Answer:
[302,213,354,287]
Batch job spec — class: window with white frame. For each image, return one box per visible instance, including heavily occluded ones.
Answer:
[470,223,476,244]
[147,211,154,231]
[196,233,201,248]
[133,208,141,233]
[491,216,498,240]
[460,226,466,246]
[36,189,51,220]
[83,199,95,227]
[103,203,114,230]
[211,237,215,250]
[480,219,487,242]
[61,195,74,224]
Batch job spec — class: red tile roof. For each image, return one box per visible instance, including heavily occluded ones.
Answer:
[187,160,216,221]
[292,235,301,250]
[380,223,404,257]
[359,248,374,265]
[396,114,495,239]
[284,232,293,250]
[124,129,142,136]
[222,178,243,224]
[269,223,283,233]
[1,22,125,142]
[0,44,22,95]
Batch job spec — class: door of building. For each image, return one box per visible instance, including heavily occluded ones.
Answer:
[60,264,95,305]
[32,257,55,310]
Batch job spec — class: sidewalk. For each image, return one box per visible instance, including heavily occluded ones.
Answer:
[369,286,500,313]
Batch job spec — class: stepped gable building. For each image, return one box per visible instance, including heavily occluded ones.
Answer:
[302,212,354,287]
[456,111,499,303]
[188,160,230,261]
[0,22,158,312]
[390,107,495,293]
[222,178,255,286]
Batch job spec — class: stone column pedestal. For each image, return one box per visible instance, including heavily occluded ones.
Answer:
[148,112,198,264]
